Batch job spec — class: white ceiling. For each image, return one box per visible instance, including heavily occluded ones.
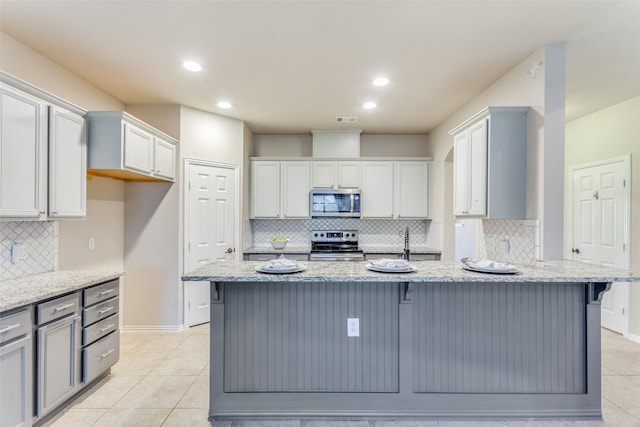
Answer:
[1,1,639,134]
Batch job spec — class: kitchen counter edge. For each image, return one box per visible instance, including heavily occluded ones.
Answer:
[182,260,639,284]
[1,270,124,313]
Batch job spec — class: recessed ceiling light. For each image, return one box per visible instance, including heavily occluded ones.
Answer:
[372,77,389,87]
[363,102,377,109]
[217,101,232,109]
[183,61,202,72]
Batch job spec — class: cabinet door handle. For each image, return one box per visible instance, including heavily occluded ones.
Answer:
[100,348,115,359]
[39,210,46,215]
[54,303,75,312]
[0,323,20,334]
[98,289,116,297]
[99,323,115,333]
[98,306,115,315]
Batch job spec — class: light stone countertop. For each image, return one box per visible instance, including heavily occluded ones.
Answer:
[0,270,123,313]
[243,245,441,255]
[183,259,639,283]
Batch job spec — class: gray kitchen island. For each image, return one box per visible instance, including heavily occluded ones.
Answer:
[182,260,639,421]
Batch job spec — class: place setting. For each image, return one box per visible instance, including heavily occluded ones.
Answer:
[364,258,417,273]
[460,257,520,274]
[255,254,307,274]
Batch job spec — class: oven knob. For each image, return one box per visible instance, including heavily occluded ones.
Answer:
[314,233,318,238]
[321,233,325,237]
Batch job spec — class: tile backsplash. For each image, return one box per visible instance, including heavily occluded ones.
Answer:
[250,218,433,249]
[480,219,540,264]
[1,221,57,281]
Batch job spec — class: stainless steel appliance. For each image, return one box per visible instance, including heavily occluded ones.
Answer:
[310,229,364,261]
[310,188,361,217]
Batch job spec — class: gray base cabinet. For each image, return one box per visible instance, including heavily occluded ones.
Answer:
[0,309,32,427]
[35,294,81,417]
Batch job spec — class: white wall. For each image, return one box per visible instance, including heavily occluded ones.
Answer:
[428,47,546,260]
[1,32,126,275]
[565,96,640,337]
[252,134,429,158]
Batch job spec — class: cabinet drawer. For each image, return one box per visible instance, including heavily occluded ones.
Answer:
[84,279,119,307]
[0,309,31,345]
[37,293,80,325]
[83,314,118,346]
[83,297,118,327]
[83,331,119,384]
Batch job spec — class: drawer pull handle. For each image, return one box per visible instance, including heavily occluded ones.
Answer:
[54,303,75,312]
[98,306,114,315]
[99,324,115,333]
[0,323,20,334]
[100,349,115,359]
[98,289,116,297]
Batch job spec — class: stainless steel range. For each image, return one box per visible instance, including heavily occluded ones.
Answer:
[309,229,364,261]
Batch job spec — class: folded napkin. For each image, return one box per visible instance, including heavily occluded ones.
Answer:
[264,257,298,270]
[370,258,411,269]
[461,257,513,271]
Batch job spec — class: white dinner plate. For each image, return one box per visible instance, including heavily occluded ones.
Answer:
[365,263,417,273]
[462,265,520,274]
[255,265,307,274]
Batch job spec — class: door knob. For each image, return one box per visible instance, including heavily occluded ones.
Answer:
[225,248,235,254]
[571,248,580,254]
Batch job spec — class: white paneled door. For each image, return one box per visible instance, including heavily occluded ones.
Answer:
[185,160,237,327]
[571,156,630,333]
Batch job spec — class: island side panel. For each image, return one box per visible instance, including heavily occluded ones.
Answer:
[413,282,586,394]
[223,281,400,393]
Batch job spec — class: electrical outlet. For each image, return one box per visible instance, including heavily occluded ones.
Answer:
[347,318,359,337]
[10,243,27,263]
[88,237,95,251]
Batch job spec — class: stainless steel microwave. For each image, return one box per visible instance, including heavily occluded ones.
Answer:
[310,188,361,217]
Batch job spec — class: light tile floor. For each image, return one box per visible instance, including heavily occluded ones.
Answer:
[45,326,639,427]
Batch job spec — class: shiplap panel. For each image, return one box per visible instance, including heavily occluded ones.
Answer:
[413,282,586,393]
[224,281,399,392]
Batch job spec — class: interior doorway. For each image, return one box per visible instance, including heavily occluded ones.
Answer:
[183,159,238,327]
[568,155,631,334]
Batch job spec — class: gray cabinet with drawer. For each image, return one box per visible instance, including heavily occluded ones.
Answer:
[0,308,33,427]
[81,279,119,384]
[35,293,81,417]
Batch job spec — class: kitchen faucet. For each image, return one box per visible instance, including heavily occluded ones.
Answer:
[403,225,410,261]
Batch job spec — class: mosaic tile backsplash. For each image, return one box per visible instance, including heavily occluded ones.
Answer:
[480,219,540,264]
[1,221,57,281]
[251,218,432,249]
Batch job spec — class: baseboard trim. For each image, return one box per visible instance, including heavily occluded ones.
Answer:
[121,324,186,333]
[626,332,640,344]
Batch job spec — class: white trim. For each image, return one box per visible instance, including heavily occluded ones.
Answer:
[566,154,631,335]
[121,325,186,333]
[627,332,640,345]
[182,158,240,328]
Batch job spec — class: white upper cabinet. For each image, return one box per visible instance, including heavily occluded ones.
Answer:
[312,161,360,188]
[1,75,87,220]
[450,106,528,219]
[281,161,310,218]
[251,161,280,218]
[251,161,310,219]
[0,84,48,219]
[48,106,86,219]
[361,161,394,218]
[395,161,430,218]
[87,111,177,182]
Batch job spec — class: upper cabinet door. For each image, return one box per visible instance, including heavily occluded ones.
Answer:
[396,161,429,218]
[0,85,47,219]
[312,162,336,188]
[281,161,310,218]
[453,131,470,216]
[153,137,176,181]
[466,119,488,216]
[251,161,281,218]
[361,161,394,218]
[48,106,86,219]
[123,123,154,175]
[337,161,360,188]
